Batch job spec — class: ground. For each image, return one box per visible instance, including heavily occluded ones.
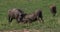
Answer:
[0,0,60,32]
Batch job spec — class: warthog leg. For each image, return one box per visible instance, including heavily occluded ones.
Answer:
[8,16,13,24]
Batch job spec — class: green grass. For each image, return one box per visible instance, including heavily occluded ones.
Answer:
[0,0,60,32]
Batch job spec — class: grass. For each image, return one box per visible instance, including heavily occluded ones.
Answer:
[0,0,60,32]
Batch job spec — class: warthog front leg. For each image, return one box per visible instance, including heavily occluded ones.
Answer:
[8,16,13,24]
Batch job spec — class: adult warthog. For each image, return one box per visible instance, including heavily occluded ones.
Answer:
[22,9,44,23]
[50,4,57,16]
[8,8,25,24]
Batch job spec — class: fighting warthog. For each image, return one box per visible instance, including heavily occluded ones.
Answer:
[8,8,25,24]
[22,9,44,23]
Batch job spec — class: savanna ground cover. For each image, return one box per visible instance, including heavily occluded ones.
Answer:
[0,0,60,32]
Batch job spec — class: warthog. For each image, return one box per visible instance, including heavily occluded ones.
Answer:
[22,9,44,23]
[8,8,25,24]
[50,4,56,16]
